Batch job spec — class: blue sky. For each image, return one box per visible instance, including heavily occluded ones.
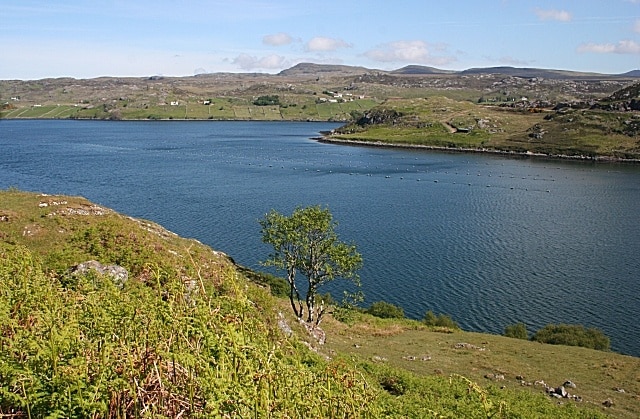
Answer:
[1,0,639,79]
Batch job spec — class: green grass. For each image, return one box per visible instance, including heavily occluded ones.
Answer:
[319,313,639,418]
[315,102,339,119]
[2,189,632,417]
[1,98,380,122]
[0,105,83,119]
[331,97,640,160]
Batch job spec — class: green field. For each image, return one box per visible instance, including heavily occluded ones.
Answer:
[1,97,380,122]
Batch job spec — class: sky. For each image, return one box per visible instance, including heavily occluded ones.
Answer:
[1,0,639,80]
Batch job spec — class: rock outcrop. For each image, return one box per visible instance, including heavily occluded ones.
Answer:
[71,260,129,287]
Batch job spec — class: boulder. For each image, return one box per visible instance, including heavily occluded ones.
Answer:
[71,260,128,288]
[554,386,568,398]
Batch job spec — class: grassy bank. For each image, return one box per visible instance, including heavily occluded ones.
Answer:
[1,189,637,417]
[0,98,378,122]
[330,97,640,161]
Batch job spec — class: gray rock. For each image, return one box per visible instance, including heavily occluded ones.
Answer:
[555,386,568,398]
[277,312,293,337]
[72,260,128,288]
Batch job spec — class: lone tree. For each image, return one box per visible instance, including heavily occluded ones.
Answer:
[259,205,362,325]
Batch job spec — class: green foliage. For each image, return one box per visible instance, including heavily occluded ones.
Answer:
[259,205,362,325]
[332,290,365,324]
[252,95,280,106]
[0,242,380,417]
[532,323,611,351]
[366,301,405,319]
[242,270,290,298]
[44,221,178,285]
[349,109,364,121]
[504,322,528,339]
[422,310,459,329]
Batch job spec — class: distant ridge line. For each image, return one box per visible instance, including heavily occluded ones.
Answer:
[279,62,639,79]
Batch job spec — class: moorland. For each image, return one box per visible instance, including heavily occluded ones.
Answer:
[2,63,639,160]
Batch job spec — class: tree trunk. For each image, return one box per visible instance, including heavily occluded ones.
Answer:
[287,265,303,319]
[306,289,316,324]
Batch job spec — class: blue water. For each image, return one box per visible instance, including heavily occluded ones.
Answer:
[1,119,639,356]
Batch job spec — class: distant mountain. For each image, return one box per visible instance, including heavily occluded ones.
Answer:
[391,65,455,75]
[619,70,640,77]
[278,63,372,76]
[277,63,640,80]
[459,66,615,79]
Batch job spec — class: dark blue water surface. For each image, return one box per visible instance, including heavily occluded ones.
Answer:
[2,120,639,356]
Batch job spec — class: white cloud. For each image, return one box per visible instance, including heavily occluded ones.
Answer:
[534,8,572,22]
[0,38,235,79]
[305,37,351,52]
[364,40,456,66]
[232,53,288,70]
[263,32,293,46]
[577,40,640,54]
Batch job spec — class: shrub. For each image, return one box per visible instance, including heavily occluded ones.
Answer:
[245,271,289,298]
[423,310,459,329]
[504,322,528,339]
[532,323,610,351]
[0,242,381,417]
[253,95,280,106]
[367,301,405,319]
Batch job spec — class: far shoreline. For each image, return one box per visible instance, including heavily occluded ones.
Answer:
[3,117,639,164]
[315,134,640,165]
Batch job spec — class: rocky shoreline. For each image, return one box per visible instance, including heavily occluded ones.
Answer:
[316,135,640,164]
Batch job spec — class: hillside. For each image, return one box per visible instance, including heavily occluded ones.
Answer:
[1,189,639,417]
[1,63,638,123]
[328,81,640,161]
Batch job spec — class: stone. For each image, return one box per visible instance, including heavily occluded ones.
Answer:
[71,260,128,288]
[563,380,576,389]
[555,386,568,398]
[277,312,293,337]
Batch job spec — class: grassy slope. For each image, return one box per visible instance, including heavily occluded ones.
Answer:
[318,314,640,418]
[1,190,637,417]
[0,99,377,122]
[0,190,379,417]
[330,97,640,160]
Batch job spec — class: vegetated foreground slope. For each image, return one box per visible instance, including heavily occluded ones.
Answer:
[0,190,378,417]
[1,190,637,417]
